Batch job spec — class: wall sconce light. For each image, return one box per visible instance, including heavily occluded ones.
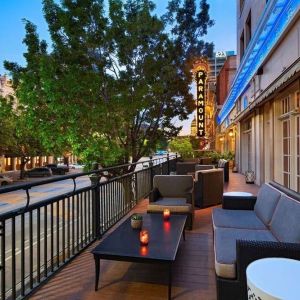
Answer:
[229,129,234,137]
[219,137,224,142]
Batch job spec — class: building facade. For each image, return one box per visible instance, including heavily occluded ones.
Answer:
[215,55,237,153]
[217,0,300,192]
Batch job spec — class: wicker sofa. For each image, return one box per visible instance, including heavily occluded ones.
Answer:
[212,181,300,300]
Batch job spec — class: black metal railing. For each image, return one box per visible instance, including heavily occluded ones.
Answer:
[0,154,177,299]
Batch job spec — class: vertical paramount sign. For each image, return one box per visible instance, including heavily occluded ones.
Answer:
[196,69,207,137]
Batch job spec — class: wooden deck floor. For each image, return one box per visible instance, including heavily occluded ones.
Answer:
[30,173,259,300]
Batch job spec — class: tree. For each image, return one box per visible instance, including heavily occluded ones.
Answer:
[0,95,46,179]
[169,137,194,158]
[4,0,214,170]
[0,96,16,154]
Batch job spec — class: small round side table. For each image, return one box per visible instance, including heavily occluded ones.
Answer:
[247,257,300,300]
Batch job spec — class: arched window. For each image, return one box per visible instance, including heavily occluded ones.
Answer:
[243,96,248,110]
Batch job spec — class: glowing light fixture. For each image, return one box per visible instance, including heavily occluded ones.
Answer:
[218,0,300,125]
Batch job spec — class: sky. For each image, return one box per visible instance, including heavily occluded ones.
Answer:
[0,0,237,135]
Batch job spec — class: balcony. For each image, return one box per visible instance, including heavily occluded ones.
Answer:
[2,164,258,300]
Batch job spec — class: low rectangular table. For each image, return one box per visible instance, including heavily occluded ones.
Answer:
[92,213,187,300]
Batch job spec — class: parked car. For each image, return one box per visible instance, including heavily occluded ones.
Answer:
[69,163,85,169]
[155,150,168,156]
[0,175,13,186]
[57,163,70,172]
[25,167,52,178]
[45,164,69,175]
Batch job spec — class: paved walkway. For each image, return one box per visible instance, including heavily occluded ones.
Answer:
[30,172,259,300]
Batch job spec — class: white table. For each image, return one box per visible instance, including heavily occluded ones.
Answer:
[247,258,300,300]
[223,191,253,197]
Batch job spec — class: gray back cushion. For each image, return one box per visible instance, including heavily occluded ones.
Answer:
[254,183,281,225]
[195,164,214,172]
[270,194,300,242]
[153,175,193,197]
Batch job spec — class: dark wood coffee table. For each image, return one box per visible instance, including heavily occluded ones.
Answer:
[92,213,187,300]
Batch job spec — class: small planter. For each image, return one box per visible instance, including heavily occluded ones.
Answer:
[131,214,143,229]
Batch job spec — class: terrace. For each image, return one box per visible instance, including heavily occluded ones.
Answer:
[0,156,265,300]
[30,173,258,300]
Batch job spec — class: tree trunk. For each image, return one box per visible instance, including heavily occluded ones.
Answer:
[19,156,30,179]
[63,156,69,166]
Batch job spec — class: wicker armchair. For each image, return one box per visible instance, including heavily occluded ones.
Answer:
[147,175,194,229]
[194,169,223,208]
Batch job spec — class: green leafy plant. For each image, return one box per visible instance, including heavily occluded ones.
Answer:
[169,137,194,159]
[131,214,143,221]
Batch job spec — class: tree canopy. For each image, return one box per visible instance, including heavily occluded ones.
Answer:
[4,0,214,169]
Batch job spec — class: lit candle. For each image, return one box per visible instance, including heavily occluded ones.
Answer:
[140,246,148,256]
[163,209,170,221]
[140,230,149,246]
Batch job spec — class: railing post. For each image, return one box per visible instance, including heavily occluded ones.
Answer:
[90,174,101,239]
[167,153,170,175]
[149,156,154,190]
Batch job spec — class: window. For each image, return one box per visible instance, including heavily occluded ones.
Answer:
[237,97,242,113]
[240,31,245,59]
[297,117,300,192]
[243,96,248,110]
[246,11,252,47]
[283,120,291,188]
[296,91,300,109]
[281,96,291,114]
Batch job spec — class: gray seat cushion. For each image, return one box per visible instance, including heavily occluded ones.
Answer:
[270,194,300,243]
[212,208,267,230]
[152,197,187,206]
[214,227,277,279]
[147,197,192,213]
[254,183,281,226]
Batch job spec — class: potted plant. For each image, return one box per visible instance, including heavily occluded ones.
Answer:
[131,214,143,229]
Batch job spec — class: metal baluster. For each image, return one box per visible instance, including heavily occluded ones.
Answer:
[50,203,54,273]
[56,201,60,268]
[68,197,71,259]
[0,220,6,300]
[99,185,103,236]
[87,191,91,241]
[84,192,87,245]
[21,214,25,296]
[44,206,47,278]
[80,193,83,248]
[62,199,65,263]
[11,217,16,300]
[76,194,79,252]
[37,208,40,283]
[29,211,33,289]
[72,196,75,255]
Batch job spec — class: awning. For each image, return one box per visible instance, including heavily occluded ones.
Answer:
[234,58,300,123]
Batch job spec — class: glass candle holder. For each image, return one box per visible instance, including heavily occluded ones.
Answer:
[140,230,149,246]
[163,208,170,221]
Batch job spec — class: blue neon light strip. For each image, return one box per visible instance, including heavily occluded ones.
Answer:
[217,0,300,124]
